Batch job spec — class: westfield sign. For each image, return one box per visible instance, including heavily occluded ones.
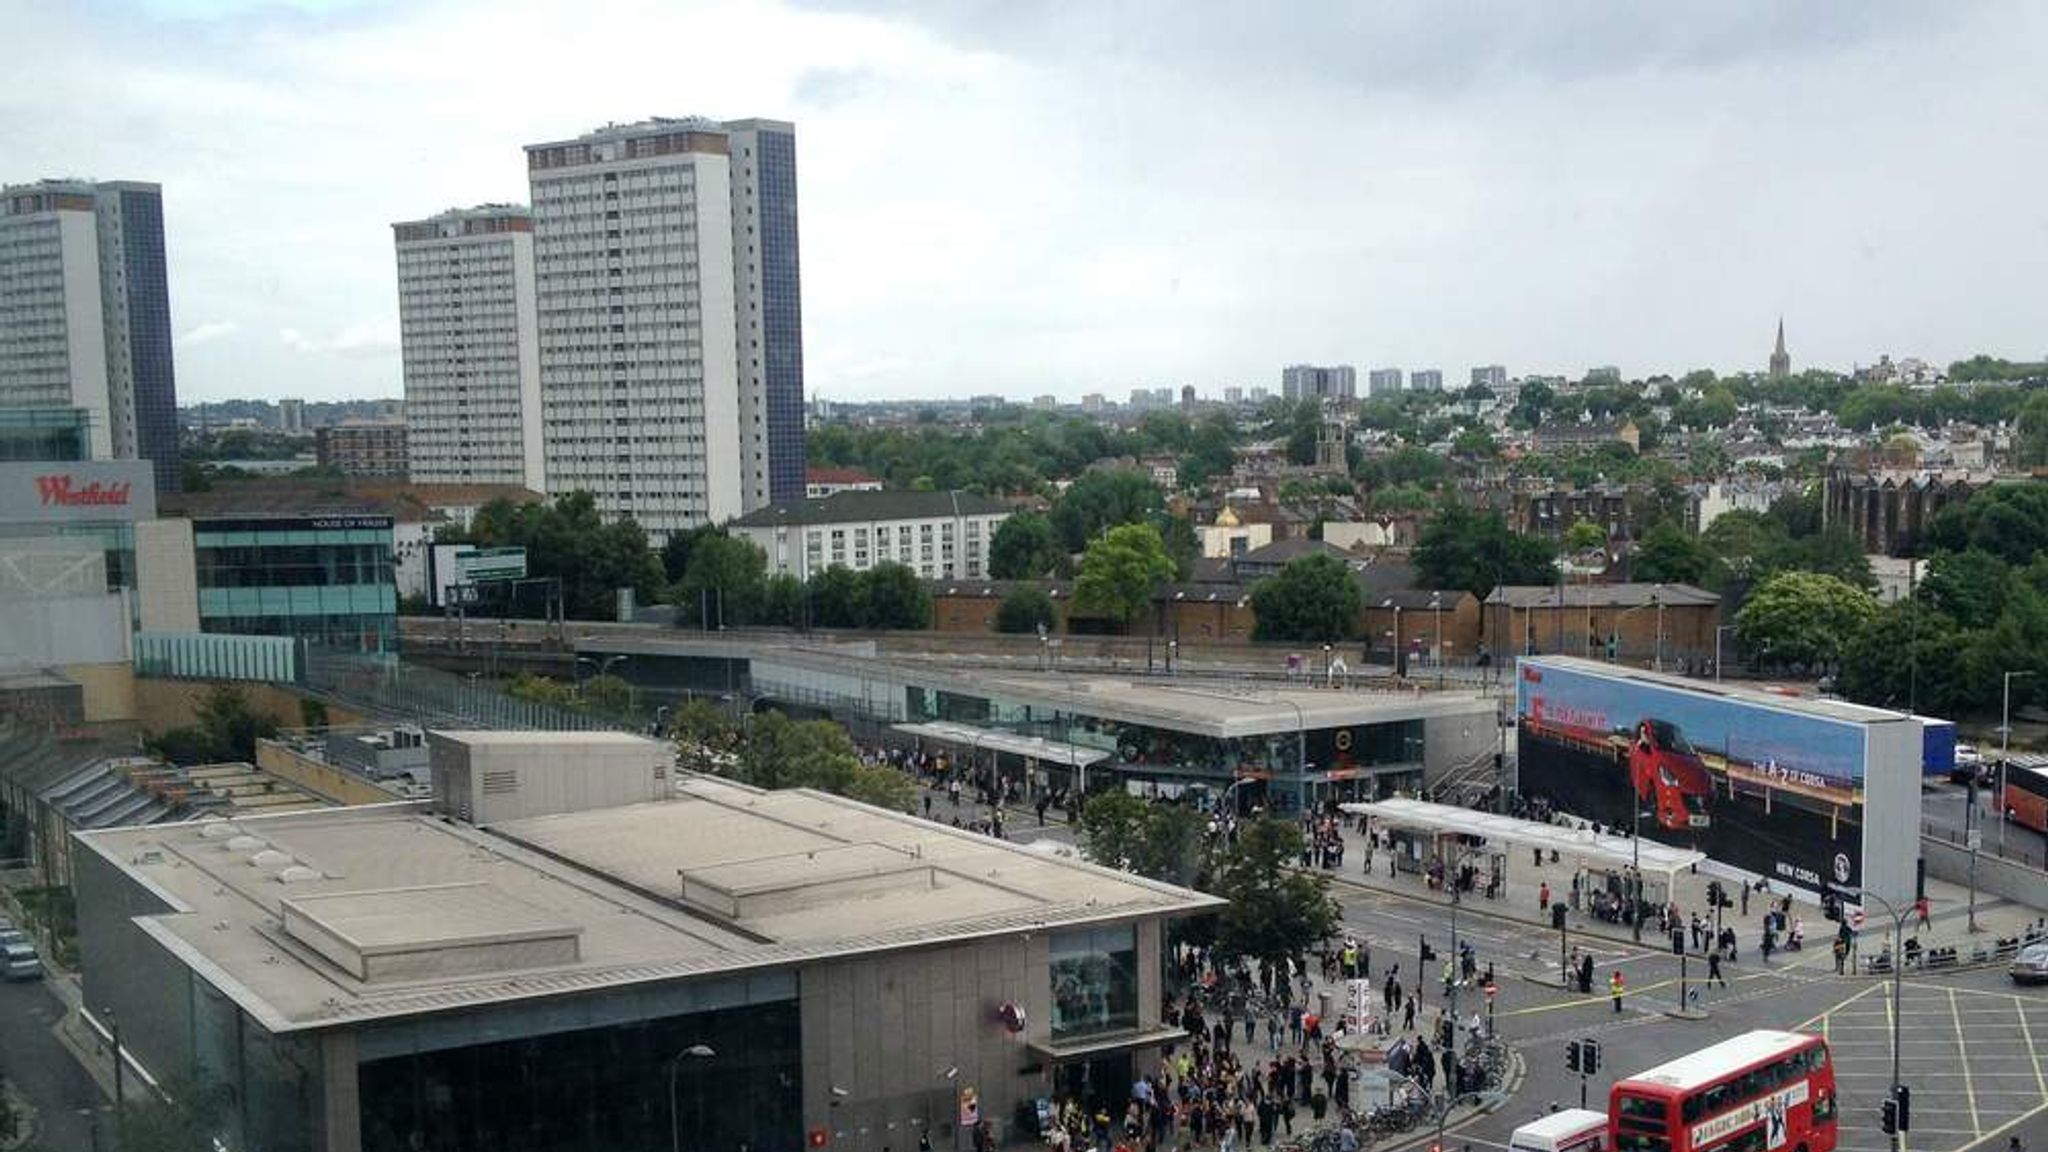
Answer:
[36,473,133,508]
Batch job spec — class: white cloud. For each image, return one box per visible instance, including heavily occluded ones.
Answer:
[177,320,239,346]
[4,0,2046,402]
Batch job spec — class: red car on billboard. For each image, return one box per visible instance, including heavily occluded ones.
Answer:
[1630,718,1713,832]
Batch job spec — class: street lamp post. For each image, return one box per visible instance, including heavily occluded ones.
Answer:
[1714,625,1737,683]
[1849,888,1910,1149]
[1434,844,1486,1152]
[668,1043,716,1152]
[2000,670,2033,854]
[1280,697,1307,814]
[1630,801,1648,944]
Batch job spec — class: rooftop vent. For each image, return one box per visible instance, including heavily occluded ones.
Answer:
[225,835,266,853]
[249,849,293,869]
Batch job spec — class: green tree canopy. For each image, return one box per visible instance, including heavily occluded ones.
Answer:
[1631,520,1718,586]
[2015,391,2048,468]
[995,585,1058,634]
[461,491,667,620]
[988,511,1063,579]
[730,710,913,810]
[1917,549,2012,630]
[1563,521,1608,552]
[674,532,767,628]
[1413,505,1557,596]
[1837,601,1967,715]
[1212,818,1339,963]
[1050,469,1165,553]
[808,565,868,628]
[1250,554,1362,642]
[1074,523,1176,628]
[1735,571,1879,672]
[864,561,932,630]
[1078,791,1211,889]
[1928,483,2048,567]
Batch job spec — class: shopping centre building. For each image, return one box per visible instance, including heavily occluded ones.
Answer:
[75,731,1221,1152]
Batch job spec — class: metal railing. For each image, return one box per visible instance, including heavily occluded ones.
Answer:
[305,654,634,734]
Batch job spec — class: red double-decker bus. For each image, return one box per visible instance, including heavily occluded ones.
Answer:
[2002,763,2048,835]
[1610,1031,1837,1152]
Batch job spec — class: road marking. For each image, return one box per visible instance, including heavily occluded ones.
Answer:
[1948,988,1981,1137]
[2019,996,2048,1101]
[1496,969,1779,1017]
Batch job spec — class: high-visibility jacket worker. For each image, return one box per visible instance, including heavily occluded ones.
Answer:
[1610,971,1626,1013]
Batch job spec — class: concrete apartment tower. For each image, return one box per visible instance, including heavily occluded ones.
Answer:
[0,179,181,489]
[393,206,543,489]
[522,117,806,540]
[724,119,806,509]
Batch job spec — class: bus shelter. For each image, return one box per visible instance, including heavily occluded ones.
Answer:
[1340,797,1708,916]
[891,720,1112,800]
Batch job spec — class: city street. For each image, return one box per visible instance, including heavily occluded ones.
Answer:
[1324,878,2048,1152]
[0,977,111,1151]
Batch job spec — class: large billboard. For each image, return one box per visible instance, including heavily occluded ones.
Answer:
[1515,657,1872,896]
[0,460,157,524]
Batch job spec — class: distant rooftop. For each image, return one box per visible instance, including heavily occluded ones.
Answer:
[77,774,1218,1034]
[1487,583,1718,609]
[729,489,1009,528]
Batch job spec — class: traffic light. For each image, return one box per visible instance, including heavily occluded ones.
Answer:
[1822,891,1841,922]
[1672,929,1686,956]
[1881,1099,1898,1135]
[1421,936,1437,962]
[1893,1085,1910,1132]
[1584,1040,1602,1075]
[1707,880,1722,908]
[1553,903,1569,930]
[1567,1040,1583,1073]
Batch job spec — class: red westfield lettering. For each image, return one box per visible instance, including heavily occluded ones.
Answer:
[36,474,132,507]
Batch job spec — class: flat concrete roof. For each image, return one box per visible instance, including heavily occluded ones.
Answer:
[429,730,660,748]
[77,778,1218,1035]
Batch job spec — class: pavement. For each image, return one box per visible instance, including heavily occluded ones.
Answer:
[0,976,112,1152]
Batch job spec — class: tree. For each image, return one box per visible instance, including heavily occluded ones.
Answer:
[1928,483,2048,568]
[989,511,1062,579]
[864,561,931,630]
[995,585,1058,634]
[1211,817,1339,963]
[660,524,724,585]
[1078,792,1211,889]
[460,491,667,620]
[1837,602,1966,715]
[1778,529,1877,593]
[1074,523,1175,630]
[1250,554,1361,642]
[150,684,282,765]
[1631,520,1717,586]
[1563,521,1608,553]
[1735,571,1878,672]
[1700,510,1789,586]
[674,532,767,628]
[1413,505,1557,597]
[760,572,806,628]
[1050,469,1164,553]
[581,674,635,717]
[725,710,915,811]
[1179,413,1241,489]
[1766,490,1822,539]
[808,565,869,628]
[2016,390,2048,468]
[1917,549,2012,630]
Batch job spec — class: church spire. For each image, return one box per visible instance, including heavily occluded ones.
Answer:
[1769,317,1791,379]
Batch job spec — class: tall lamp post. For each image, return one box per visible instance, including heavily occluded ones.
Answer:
[668,1043,716,1152]
[1714,625,1737,684]
[1629,799,1650,943]
[1652,585,1666,673]
[1848,888,1910,1150]
[2000,670,2033,854]
[1430,593,1445,689]
[1433,844,1487,1152]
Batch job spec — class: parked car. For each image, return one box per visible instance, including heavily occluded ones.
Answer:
[1,940,41,981]
[2012,942,2048,986]
[1949,744,1987,784]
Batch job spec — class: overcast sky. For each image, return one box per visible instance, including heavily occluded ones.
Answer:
[7,0,2046,404]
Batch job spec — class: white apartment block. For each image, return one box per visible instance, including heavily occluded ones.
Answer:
[393,206,543,489]
[728,490,1011,583]
[723,119,806,511]
[1409,369,1443,391]
[526,120,745,541]
[0,180,181,489]
[1367,368,1403,396]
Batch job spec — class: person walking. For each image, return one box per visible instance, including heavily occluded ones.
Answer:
[1707,949,1727,988]
[1831,936,1847,975]
[1915,895,1933,931]
[1403,995,1417,1033]
[1579,953,1595,995]
[1609,970,1626,1013]
[1539,881,1551,911]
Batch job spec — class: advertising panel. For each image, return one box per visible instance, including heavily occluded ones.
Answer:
[0,460,157,524]
[1515,657,1869,895]
[430,544,529,606]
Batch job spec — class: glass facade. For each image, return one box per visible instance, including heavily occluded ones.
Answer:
[0,407,91,461]
[1049,924,1139,1041]
[193,517,398,653]
[357,999,801,1152]
[755,128,806,504]
[115,187,181,493]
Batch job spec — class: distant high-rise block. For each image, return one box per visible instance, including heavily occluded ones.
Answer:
[1281,365,1356,401]
[1223,386,1244,405]
[316,422,409,478]
[0,179,181,490]
[394,205,543,490]
[1470,365,1508,390]
[1367,368,1403,396]
[1409,369,1443,392]
[724,120,806,509]
[277,397,306,433]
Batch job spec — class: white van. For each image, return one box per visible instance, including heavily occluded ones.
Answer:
[1509,1109,1608,1152]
